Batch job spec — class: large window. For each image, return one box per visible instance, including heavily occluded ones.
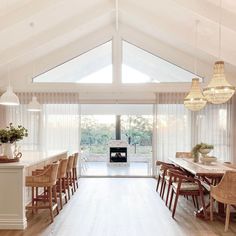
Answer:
[33,41,112,83]
[122,41,200,83]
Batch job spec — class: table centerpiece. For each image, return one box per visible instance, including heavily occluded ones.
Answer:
[191,142,214,163]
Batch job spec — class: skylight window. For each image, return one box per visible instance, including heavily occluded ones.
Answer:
[33,41,112,84]
[122,41,201,84]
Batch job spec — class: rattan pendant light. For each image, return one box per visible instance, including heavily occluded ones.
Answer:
[184,21,207,111]
[203,0,235,104]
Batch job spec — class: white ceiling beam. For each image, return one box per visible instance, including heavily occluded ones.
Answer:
[0,25,113,90]
[0,0,66,30]
[173,0,236,33]
[119,0,236,67]
[0,2,113,68]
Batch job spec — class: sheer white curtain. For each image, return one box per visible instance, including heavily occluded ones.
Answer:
[154,92,234,164]
[196,102,233,162]
[5,92,80,153]
[155,93,192,162]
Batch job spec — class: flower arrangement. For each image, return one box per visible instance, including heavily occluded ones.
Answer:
[0,123,28,143]
[191,142,214,161]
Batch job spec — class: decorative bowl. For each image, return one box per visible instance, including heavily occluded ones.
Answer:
[199,148,212,155]
[200,156,217,165]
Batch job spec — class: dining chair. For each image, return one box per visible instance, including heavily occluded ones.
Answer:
[168,169,206,219]
[210,171,236,232]
[156,161,175,198]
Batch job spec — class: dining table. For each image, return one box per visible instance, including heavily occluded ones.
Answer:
[169,157,236,218]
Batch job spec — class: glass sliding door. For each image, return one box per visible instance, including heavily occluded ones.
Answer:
[80,104,153,176]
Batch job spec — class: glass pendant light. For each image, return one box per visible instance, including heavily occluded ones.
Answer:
[203,0,235,104]
[0,85,20,106]
[27,22,41,112]
[28,96,41,112]
[0,63,20,106]
[184,20,207,111]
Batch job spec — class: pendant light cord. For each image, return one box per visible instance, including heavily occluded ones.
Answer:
[218,0,222,60]
[115,0,119,32]
[194,20,199,75]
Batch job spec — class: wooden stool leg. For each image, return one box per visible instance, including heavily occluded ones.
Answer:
[67,174,71,200]
[73,169,76,192]
[48,186,54,223]
[53,185,59,215]
[59,179,63,210]
[75,169,78,188]
[70,172,74,195]
[62,178,68,203]
[225,204,230,232]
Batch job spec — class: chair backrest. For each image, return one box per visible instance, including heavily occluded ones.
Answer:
[176,152,192,158]
[48,162,59,185]
[214,171,236,203]
[73,153,79,168]
[67,155,74,172]
[57,158,68,179]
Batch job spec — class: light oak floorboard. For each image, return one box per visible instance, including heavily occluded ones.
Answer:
[0,178,235,236]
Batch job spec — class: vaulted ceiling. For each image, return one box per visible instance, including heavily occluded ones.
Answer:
[0,0,235,97]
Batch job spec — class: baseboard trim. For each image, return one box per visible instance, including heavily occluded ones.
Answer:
[0,218,27,230]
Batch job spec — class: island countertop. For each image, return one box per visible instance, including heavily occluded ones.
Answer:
[0,150,68,230]
[0,150,68,169]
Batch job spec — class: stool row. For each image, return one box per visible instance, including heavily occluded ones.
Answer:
[25,153,79,222]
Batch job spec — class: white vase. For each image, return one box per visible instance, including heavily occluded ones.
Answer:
[2,143,13,159]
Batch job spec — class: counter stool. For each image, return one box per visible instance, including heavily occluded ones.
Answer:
[56,158,68,210]
[66,155,75,200]
[72,152,79,192]
[26,162,59,223]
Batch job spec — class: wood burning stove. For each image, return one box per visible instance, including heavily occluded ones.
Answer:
[110,147,127,162]
[108,140,128,164]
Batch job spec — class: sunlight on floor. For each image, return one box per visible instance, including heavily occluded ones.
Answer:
[81,162,151,176]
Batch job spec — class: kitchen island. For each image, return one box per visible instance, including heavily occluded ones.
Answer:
[0,150,67,229]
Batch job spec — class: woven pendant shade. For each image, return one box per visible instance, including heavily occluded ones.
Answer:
[184,78,207,111]
[203,61,235,104]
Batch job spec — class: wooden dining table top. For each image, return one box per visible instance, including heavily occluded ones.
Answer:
[169,157,236,177]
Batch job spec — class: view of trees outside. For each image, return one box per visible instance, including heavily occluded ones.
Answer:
[121,115,152,159]
[80,115,152,161]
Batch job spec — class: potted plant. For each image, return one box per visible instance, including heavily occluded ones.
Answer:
[0,123,28,159]
[192,142,214,162]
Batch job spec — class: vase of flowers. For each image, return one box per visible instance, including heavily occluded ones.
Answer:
[192,143,214,163]
[0,123,28,159]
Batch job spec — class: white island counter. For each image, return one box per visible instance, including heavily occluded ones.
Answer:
[0,150,67,230]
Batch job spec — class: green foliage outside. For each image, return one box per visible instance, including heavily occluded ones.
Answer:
[80,115,152,157]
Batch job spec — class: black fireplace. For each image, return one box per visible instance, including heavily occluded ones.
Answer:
[110,147,127,163]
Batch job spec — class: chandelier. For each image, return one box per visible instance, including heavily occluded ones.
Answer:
[184,78,207,111]
[184,20,206,111]
[203,0,235,104]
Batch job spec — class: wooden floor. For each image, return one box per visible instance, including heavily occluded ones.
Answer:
[0,178,236,236]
